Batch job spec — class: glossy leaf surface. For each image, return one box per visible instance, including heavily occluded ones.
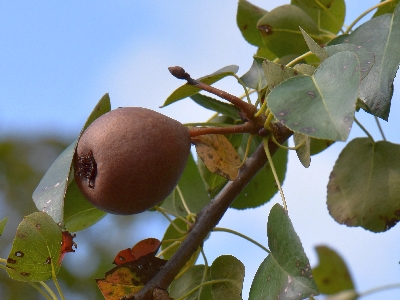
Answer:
[63,179,106,232]
[268,51,360,141]
[257,5,320,57]
[6,212,62,281]
[313,245,354,294]
[327,138,400,232]
[32,94,111,224]
[163,65,239,106]
[249,204,319,299]
[211,255,245,300]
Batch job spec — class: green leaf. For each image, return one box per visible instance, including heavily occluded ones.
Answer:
[161,218,188,260]
[197,154,229,197]
[249,204,319,300]
[327,138,400,232]
[162,65,239,107]
[169,265,212,300]
[32,141,77,224]
[268,51,361,141]
[300,27,329,61]
[336,4,400,120]
[190,94,240,120]
[211,255,245,300]
[241,57,268,91]
[294,133,311,168]
[0,217,8,236]
[6,212,62,282]
[310,138,334,155]
[325,43,375,80]
[63,180,106,232]
[292,0,346,35]
[32,94,111,224]
[257,5,320,57]
[231,136,288,209]
[161,153,211,217]
[263,60,299,90]
[293,63,316,75]
[313,245,355,294]
[373,0,400,18]
[236,0,267,47]
[256,47,277,60]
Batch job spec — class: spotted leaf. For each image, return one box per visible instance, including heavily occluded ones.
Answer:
[327,138,400,232]
[6,212,64,282]
[249,204,319,299]
[193,134,241,181]
[268,51,361,141]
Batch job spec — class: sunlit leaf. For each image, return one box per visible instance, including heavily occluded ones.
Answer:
[325,43,375,80]
[327,138,400,232]
[190,94,240,120]
[211,255,245,300]
[6,212,62,282]
[373,0,400,17]
[249,204,319,299]
[263,60,299,90]
[63,179,106,232]
[313,245,354,294]
[0,217,8,236]
[237,0,267,47]
[268,51,360,141]
[293,63,316,75]
[334,4,400,120]
[193,134,241,181]
[232,136,288,209]
[161,153,211,217]
[96,254,166,300]
[170,265,212,300]
[240,57,268,90]
[257,5,320,57]
[300,27,329,61]
[162,65,239,107]
[292,0,346,35]
[294,133,311,168]
[256,47,277,60]
[32,94,111,224]
[32,141,77,225]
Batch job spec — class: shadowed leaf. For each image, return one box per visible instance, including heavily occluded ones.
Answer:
[249,204,319,299]
[170,265,212,300]
[327,138,400,232]
[313,245,354,294]
[294,133,311,168]
[237,0,267,47]
[211,255,245,300]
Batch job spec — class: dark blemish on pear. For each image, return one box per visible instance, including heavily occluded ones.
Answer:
[76,150,97,189]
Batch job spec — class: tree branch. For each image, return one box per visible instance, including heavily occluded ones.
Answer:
[129,123,292,300]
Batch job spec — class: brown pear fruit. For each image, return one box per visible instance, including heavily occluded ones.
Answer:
[73,107,191,215]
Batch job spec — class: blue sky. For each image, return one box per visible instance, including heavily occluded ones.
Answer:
[1,1,400,299]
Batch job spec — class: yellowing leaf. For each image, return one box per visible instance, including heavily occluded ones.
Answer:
[193,134,241,181]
